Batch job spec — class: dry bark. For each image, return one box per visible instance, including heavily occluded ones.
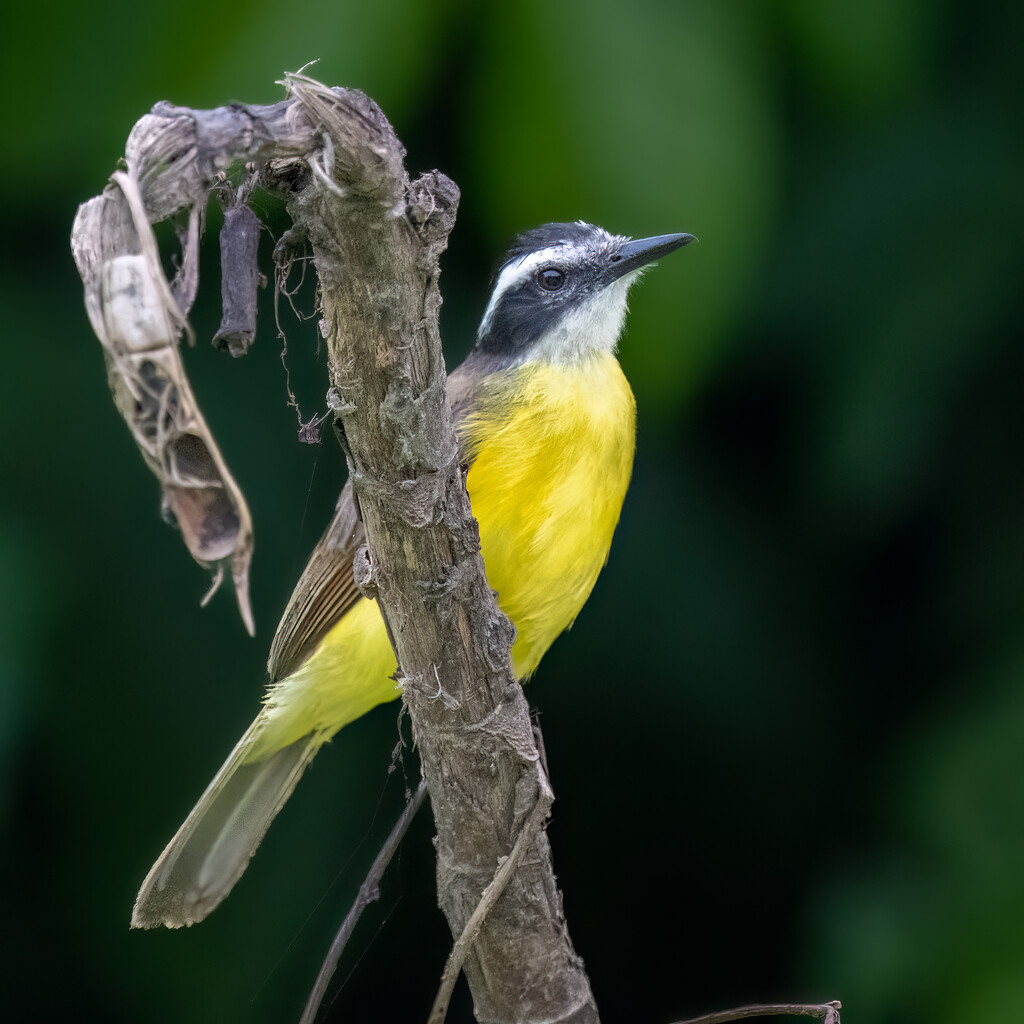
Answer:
[71,72,598,1024]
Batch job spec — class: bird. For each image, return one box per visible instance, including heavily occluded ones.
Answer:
[132,221,695,928]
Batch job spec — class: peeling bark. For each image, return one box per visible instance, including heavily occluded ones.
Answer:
[71,73,599,1024]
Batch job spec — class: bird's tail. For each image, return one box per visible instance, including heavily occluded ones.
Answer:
[131,720,322,929]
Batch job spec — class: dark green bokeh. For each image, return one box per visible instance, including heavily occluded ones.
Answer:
[2,2,1022,1021]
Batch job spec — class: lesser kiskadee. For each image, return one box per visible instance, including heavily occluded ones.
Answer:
[132,221,694,928]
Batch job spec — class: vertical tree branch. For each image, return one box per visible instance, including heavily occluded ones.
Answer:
[276,74,598,1024]
[72,73,598,1023]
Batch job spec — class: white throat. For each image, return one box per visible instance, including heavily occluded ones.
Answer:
[528,272,638,365]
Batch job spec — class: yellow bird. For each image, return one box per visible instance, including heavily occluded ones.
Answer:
[132,221,694,928]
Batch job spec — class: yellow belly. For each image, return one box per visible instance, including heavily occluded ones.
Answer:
[253,353,635,755]
[461,354,636,676]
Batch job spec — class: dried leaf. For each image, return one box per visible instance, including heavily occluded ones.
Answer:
[72,178,255,633]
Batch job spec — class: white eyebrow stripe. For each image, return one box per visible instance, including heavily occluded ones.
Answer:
[477,244,572,335]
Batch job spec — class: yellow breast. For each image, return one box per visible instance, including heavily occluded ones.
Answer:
[461,352,636,677]
[253,352,635,756]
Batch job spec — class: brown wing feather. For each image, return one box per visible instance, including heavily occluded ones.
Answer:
[267,358,490,682]
[267,480,365,681]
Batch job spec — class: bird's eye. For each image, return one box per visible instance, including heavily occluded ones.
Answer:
[537,268,565,291]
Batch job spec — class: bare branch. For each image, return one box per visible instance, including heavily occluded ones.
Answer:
[300,779,428,1024]
[72,72,599,1022]
[428,768,554,1024]
[273,74,599,1023]
[671,1002,842,1024]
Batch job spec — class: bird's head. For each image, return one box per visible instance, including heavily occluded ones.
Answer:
[475,222,695,364]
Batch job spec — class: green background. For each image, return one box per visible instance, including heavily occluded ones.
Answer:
[2,1,1022,1021]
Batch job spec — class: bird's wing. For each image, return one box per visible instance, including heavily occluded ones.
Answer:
[267,359,489,682]
[267,479,365,682]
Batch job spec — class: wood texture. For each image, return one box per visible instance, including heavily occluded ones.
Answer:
[72,72,599,1023]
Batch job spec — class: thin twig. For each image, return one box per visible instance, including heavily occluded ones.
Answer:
[299,778,428,1024]
[426,771,554,1024]
[671,1001,842,1024]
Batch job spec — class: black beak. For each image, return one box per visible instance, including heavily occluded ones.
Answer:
[608,232,697,281]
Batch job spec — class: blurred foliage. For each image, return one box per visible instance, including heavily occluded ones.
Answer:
[1,1,1022,1022]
